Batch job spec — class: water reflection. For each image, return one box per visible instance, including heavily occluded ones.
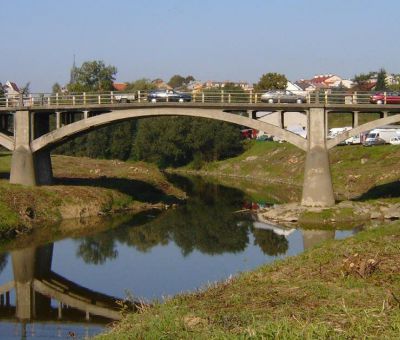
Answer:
[1,244,134,320]
[0,174,360,338]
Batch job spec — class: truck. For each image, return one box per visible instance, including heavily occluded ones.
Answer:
[363,127,400,146]
[113,93,136,103]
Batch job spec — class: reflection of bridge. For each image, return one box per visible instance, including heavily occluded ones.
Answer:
[0,244,133,324]
[253,221,337,249]
[1,91,400,206]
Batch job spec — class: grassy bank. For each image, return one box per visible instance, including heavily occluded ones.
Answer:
[184,141,400,202]
[0,153,184,236]
[97,142,400,338]
[99,222,400,339]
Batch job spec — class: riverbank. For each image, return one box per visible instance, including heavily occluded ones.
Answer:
[0,153,185,238]
[99,221,400,339]
[181,141,400,200]
[173,141,400,224]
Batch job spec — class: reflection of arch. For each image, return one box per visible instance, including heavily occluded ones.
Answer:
[327,114,400,149]
[1,245,134,323]
[0,132,14,150]
[301,230,335,250]
[30,108,307,152]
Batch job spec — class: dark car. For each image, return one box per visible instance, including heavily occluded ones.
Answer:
[370,92,400,104]
[147,90,191,103]
[260,90,306,104]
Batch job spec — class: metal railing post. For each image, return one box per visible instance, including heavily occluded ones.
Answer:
[384,91,387,104]
[110,91,113,104]
[98,94,101,104]
[72,95,76,106]
[137,90,141,103]
[221,90,224,103]
[83,92,87,105]
[249,90,252,103]
[56,93,59,105]
[324,90,328,104]
[202,92,205,103]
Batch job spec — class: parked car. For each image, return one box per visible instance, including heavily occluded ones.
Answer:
[363,138,386,146]
[260,90,306,104]
[114,93,136,103]
[147,90,191,103]
[370,92,400,104]
[390,136,400,145]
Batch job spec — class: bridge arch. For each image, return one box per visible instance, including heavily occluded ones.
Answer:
[31,108,308,152]
[0,132,14,151]
[326,113,400,149]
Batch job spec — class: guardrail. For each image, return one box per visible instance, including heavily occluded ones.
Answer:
[0,90,393,108]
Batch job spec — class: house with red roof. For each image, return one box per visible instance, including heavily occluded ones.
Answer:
[112,82,128,92]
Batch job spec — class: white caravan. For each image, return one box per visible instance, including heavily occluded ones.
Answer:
[364,127,400,146]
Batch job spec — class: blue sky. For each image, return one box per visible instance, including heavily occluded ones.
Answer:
[1,0,399,92]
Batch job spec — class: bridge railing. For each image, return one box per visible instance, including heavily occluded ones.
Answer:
[0,90,391,108]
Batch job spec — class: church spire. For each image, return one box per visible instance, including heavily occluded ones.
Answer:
[70,54,77,84]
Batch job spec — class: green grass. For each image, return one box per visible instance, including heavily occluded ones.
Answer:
[194,141,400,203]
[0,153,185,234]
[99,222,400,339]
[0,200,20,232]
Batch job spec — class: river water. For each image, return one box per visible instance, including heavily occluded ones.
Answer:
[0,175,359,339]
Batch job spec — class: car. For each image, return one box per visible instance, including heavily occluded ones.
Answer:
[147,90,191,103]
[260,90,306,104]
[370,92,400,104]
[114,93,136,103]
[363,138,386,146]
[390,136,400,145]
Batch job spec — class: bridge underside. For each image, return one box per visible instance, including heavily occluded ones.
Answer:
[2,105,400,207]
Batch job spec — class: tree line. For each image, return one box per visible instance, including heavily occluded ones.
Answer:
[54,60,248,168]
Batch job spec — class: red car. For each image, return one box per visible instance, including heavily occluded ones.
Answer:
[370,92,400,104]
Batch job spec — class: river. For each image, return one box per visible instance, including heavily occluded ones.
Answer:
[0,175,359,339]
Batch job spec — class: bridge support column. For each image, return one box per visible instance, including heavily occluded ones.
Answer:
[11,245,53,320]
[10,111,36,186]
[34,150,53,185]
[10,111,53,186]
[352,111,359,128]
[33,113,53,185]
[301,108,335,207]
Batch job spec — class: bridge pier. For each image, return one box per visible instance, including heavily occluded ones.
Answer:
[10,111,53,186]
[11,245,53,320]
[10,111,37,186]
[301,108,335,207]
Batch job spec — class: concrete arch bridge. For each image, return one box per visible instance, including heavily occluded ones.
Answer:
[1,100,400,207]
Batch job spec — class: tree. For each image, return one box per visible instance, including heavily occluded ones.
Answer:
[375,68,387,91]
[352,71,376,91]
[19,82,30,95]
[254,72,287,91]
[125,78,157,92]
[67,60,117,92]
[167,74,195,89]
[52,82,62,94]
[133,116,243,168]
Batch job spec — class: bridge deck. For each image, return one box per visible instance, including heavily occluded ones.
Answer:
[2,102,400,113]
